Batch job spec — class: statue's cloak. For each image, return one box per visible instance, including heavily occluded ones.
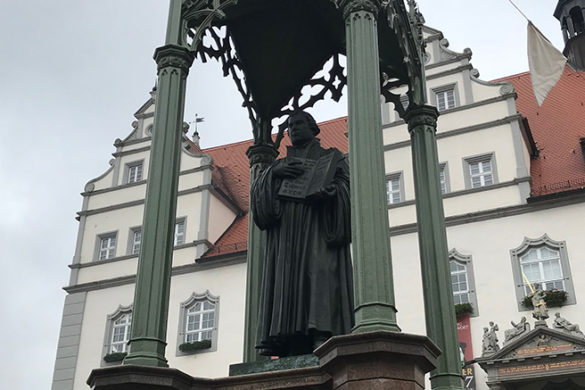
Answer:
[251,139,354,356]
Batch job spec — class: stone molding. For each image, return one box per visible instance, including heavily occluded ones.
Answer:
[154,44,195,75]
[339,0,380,19]
[404,105,439,133]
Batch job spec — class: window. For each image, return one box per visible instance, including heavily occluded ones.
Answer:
[450,261,469,305]
[129,228,142,255]
[110,313,132,353]
[520,248,564,294]
[436,88,455,111]
[439,163,449,194]
[469,159,492,188]
[102,305,132,365]
[386,173,403,205]
[510,234,576,310]
[177,291,219,355]
[126,162,143,184]
[174,219,186,246]
[97,233,117,260]
[449,249,479,316]
[464,154,498,190]
[185,301,215,343]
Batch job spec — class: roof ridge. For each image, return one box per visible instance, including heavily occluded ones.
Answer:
[492,70,530,83]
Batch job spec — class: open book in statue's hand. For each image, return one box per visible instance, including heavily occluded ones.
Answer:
[278,150,342,201]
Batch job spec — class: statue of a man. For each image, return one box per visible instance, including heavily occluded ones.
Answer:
[553,312,584,336]
[251,110,354,357]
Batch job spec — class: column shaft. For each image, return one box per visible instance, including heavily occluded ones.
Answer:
[243,145,277,362]
[124,44,193,367]
[344,3,399,333]
[406,106,463,390]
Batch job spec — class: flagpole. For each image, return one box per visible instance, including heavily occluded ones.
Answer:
[507,0,530,22]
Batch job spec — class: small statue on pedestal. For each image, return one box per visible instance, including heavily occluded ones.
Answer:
[504,316,530,344]
[553,312,584,337]
[482,321,500,356]
[530,287,549,327]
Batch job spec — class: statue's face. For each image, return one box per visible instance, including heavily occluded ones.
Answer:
[288,114,314,145]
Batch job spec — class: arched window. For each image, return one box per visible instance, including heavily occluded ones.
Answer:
[177,291,219,355]
[510,234,576,310]
[110,312,132,353]
[102,305,132,365]
[185,300,215,343]
[519,246,564,295]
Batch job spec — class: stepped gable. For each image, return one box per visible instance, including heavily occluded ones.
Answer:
[201,116,348,258]
[498,67,585,197]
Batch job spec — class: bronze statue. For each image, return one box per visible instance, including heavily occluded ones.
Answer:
[251,110,354,356]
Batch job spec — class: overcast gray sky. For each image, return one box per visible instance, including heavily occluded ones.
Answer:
[0,1,565,388]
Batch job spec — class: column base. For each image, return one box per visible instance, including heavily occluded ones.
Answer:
[315,331,440,390]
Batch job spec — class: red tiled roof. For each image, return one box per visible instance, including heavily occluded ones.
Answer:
[499,67,585,196]
[201,117,348,257]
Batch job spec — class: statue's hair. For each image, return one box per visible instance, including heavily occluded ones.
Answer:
[288,110,320,135]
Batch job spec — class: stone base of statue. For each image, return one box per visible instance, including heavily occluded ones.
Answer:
[88,331,439,390]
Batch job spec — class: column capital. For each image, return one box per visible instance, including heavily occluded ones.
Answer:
[246,144,279,167]
[339,0,380,19]
[153,44,195,75]
[404,105,439,134]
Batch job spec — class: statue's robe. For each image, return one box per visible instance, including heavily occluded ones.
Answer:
[251,138,354,356]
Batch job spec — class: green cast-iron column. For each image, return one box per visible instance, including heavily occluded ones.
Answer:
[243,144,277,362]
[342,0,400,333]
[124,0,193,367]
[405,105,463,390]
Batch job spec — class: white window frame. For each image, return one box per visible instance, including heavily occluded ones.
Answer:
[449,249,479,317]
[125,161,143,184]
[128,227,142,255]
[101,304,132,366]
[177,291,219,355]
[510,234,576,310]
[463,153,498,190]
[96,232,117,261]
[432,84,458,112]
[386,172,404,206]
[174,218,186,246]
[439,162,450,195]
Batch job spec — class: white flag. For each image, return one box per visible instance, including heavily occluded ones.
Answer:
[527,21,567,106]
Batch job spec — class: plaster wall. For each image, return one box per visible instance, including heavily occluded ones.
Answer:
[76,258,138,285]
[178,171,206,192]
[86,184,146,210]
[208,194,238,245]
[167,262,247,377]
[119,139,151,152]
[88,168,114,192]
[80,205,144,264]
[471,78,512,101]
[74,284,135,389]
[179,150,207,172]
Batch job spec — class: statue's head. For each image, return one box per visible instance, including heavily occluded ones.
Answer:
[555,312,561,318]
[288,110,320,146]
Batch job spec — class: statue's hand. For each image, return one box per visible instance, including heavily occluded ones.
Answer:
[313,184,337,200]
[273,160,304,178]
